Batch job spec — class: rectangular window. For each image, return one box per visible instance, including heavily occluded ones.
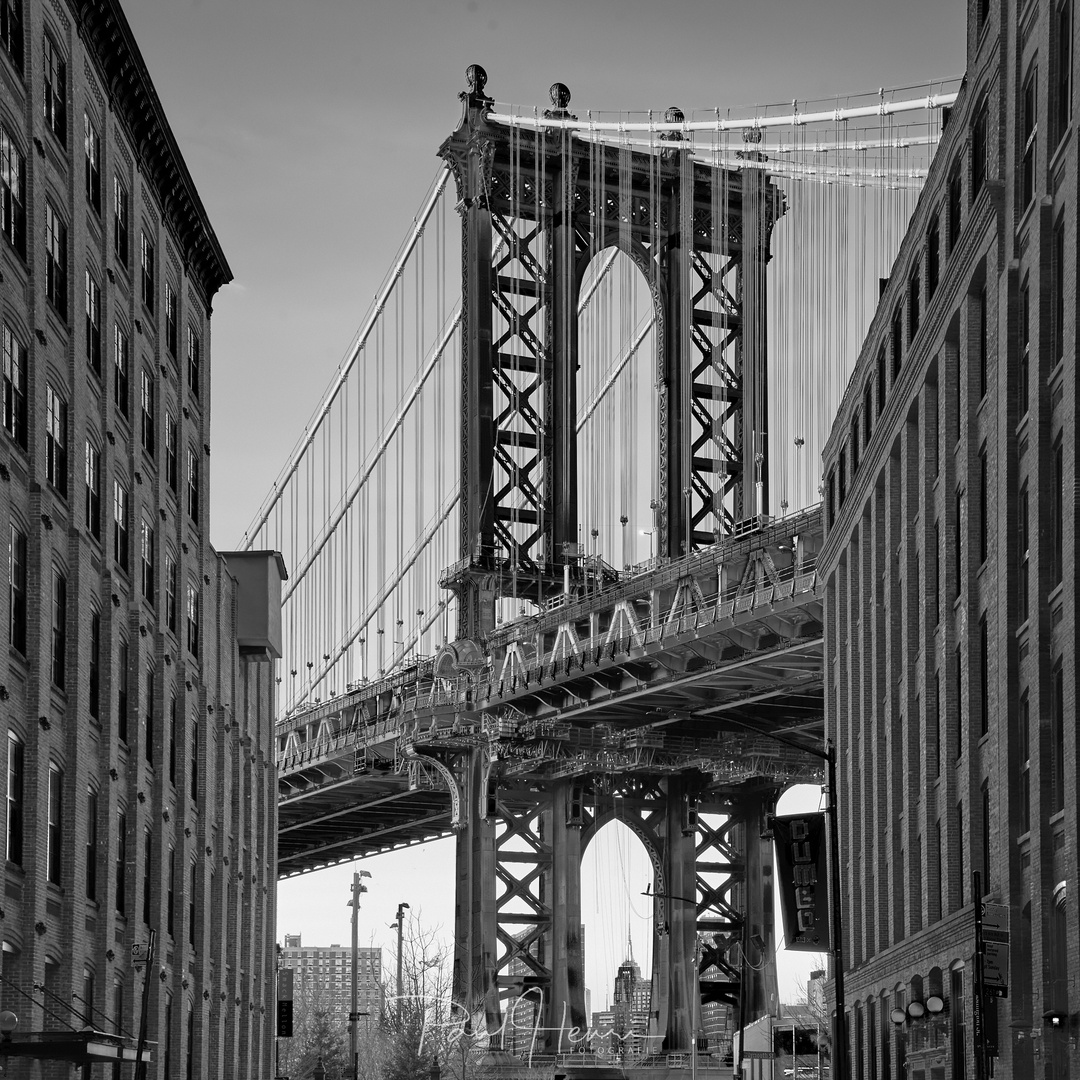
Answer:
[1053,216,1065,363]
[169,695,177,784]
[165,412,178,491]
[1051,661,1065,812]
[84,113,100,212]
[85,270,101,374]
[979,614,989,736]
[165,281,177,357]
[978,447,987,564]
[876,345,885,415]
[954,491,963,599]
[954,649,963,762]
[186,447,199,522]
[6,732,23,865]
[142,829,151,925]
[89,609,101,720]
[908,267,920,341]
[45,385,67,496]
[117,641,129,744]
[849,416,859,475]
[890,306,902,381]
[113,480,129,571]
[85,440,101,539]
[1018,281,1030,418]
[926,215,939,299]
[47,763,62,884]
[186,583,200,657]
[140,369,155,456]
[140,519,155,601]
[165,552,177,633]
[971,104,987,200]
[1054,0,1072,146]
[0,0,23,72]
[1018,691,1031,833]
[934,671,942,778]
[42,33,65,142]
[2,322,27,448]
[956,801,965,907]
[115,811,126,914]
[45,201,68,319]
[113,324,129,416]
[188,861,196,945]
[1018,481,1029,620]
[981,781,991,892]
[186,326,200,397]
[51,570,66,689]
[977,286,988,399]
[167,850,175,938]
[8,523,25,654]
[86,787,98,900]
[934,520,942,624]
[947,158,962,251]
[0,123,26,257]
[1051,440,1063,586]
[1022,70,1037,209]
[113,176,128,267]
[190,716,199,802]
[140,233,155,314]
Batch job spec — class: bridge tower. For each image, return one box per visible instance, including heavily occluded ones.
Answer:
[438,67,785,1057]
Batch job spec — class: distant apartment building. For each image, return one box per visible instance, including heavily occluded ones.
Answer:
[279,936,383,1023]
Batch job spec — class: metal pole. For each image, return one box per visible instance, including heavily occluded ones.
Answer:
[396,902,410,1026]
[351,874,360,1080]
[134,929,156,1080]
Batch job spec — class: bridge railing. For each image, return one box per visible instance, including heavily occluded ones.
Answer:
[487,503,822,647]
[482,557,820,701]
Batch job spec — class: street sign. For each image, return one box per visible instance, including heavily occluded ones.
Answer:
[984,940,1009,996]
[130,942,151,963]
[981,903,1009,942]
[277,999,294,1038]
[348,1011,370,1022]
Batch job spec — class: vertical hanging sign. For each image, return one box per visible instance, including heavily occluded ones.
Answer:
[773,813,830,951]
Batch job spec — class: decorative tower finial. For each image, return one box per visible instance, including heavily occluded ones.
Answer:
[543,82,576,122]
[456,64,493,129]
[465,64,487,96]
[660,106,685,161]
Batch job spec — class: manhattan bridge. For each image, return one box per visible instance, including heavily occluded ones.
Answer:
[247,68,958,1070]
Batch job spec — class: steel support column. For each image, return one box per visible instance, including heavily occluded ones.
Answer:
[663,775,699,1052]
[543,781,587,1050]
[453,749,501,1034]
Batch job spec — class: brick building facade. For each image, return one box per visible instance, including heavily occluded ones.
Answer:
[819,0,1078,1077]
[0,1,282,1076]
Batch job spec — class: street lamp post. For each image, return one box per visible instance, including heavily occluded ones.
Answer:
[395,902,410,1026]
[348,870,372,1080]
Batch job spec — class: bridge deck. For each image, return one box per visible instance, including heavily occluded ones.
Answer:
[277,508,825,876]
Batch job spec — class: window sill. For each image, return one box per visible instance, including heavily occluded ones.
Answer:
[1015,410,1029,438]
[1049,128,1072,178]
[1048,581,1064,605]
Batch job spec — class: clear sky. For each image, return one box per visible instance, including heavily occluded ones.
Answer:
[119,0,967,1019]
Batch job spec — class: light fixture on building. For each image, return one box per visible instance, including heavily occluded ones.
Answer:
[907,1001,926,1019]
[925,995,945,1014]
[890,1008,907,1025]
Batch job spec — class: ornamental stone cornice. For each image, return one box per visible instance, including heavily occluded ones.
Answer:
[71,0,232,306]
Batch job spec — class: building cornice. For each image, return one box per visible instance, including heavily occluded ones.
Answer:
[70,0,232,306]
